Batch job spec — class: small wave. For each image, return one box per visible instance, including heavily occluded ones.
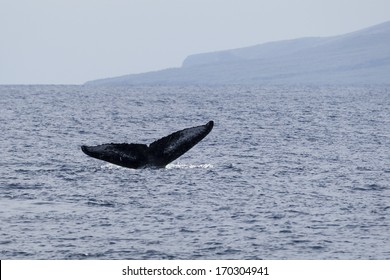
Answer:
[65,252,106,259]
[354,184,386,192]
[99,163,137,172]
[87,198,116,207]
[100,163,213,170]
[166,163,213,169]
[100,163,123,170]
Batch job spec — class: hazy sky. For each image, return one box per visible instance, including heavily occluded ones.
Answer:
[1,0,389,84]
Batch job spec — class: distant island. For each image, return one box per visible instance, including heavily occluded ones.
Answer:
[85,21,390,86]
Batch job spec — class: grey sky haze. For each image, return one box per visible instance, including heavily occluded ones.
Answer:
[1,0,389,84]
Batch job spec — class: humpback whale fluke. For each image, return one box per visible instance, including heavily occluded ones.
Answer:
[81,121,214,169]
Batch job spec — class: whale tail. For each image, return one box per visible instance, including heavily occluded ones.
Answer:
[81,121,214,169]
[81,143,149,169]
[148,120,214,167]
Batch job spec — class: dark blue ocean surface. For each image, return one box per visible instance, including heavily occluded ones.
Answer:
[0,85,389,259]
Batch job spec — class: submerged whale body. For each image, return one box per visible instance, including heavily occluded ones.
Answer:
[81,121,214,169]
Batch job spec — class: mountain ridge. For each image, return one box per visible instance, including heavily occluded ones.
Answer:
[86,21,390,86]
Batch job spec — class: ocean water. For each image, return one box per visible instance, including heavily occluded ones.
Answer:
[0,85,389,259]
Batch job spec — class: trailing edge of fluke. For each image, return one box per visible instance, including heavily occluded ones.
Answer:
[81,121,214,169]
